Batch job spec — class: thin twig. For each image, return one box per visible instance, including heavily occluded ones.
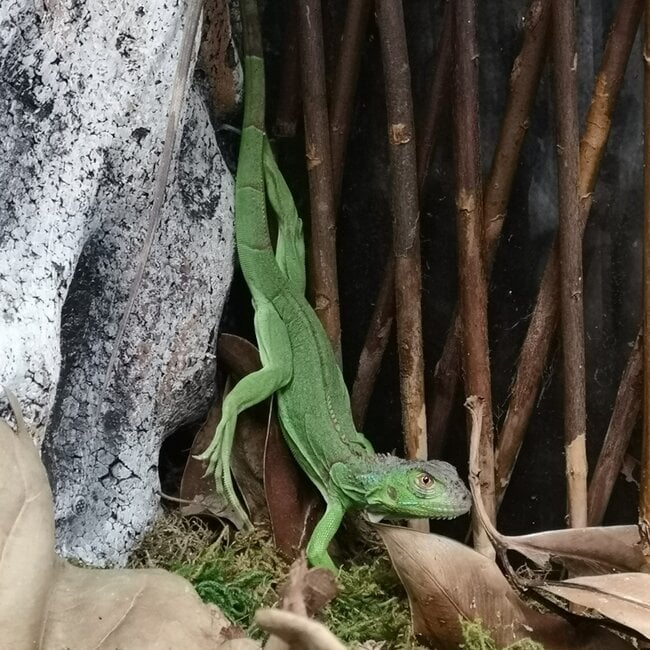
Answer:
[453,0,495,554]
[640,0,650,561]
[495,0,644,502]
[588,330,643,525]
[296,0,342,360]
[329,0,373,207]
[416,1,454,189]
[428,0,551,457]
[375,0,427,463]
[350,257,395,428]
[273,3,301,138]
[551,0,587,528]
[351,6,454,429]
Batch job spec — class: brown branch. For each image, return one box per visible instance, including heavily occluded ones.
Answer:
[296,0,342,359]
[329,0,373,206]
[495,0,643,502]
[453,0,495,552]
[641,0,650,561]
[588,330,642,526]
[350,258,395,428]
[375,0,427,462]
[416,2,454,189]
[351,6,454,430]
[551,0,587,528]
[273,4,301,138]
[428,0,551,457]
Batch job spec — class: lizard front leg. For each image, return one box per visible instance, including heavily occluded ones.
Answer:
[198,303,292,529]
[305,498,345,572]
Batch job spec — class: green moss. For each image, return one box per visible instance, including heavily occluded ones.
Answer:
[129,513,420,645]
[129,512,542,649]
[460,619,545,650]
[324,556,418,648]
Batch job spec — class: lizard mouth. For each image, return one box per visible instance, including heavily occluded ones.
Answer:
[364,502,471,523]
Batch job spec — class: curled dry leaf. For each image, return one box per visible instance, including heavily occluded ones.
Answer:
[263,423,323,559]
[266,555,338,650]
[377,524,633,650]
[277,555,338,617]
[538,573,650,642]
[0,393,233,649]
[0,392,56,646]
[465,397,644,576]
[256,609,346,650]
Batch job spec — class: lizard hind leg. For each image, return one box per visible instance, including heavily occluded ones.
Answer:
[262,137,306,295]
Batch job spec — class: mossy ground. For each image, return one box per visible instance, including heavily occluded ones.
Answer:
[128,511,542,649]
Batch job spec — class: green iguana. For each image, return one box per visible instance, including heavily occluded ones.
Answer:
[199,0,471,571]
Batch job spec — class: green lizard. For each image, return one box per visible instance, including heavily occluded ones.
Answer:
[199,0,471,571]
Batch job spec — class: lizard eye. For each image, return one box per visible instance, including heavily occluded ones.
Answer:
[416,472,435,490]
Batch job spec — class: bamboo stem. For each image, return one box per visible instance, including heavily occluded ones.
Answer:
[551,0,587,528]
[428,0,551,457]
[273,3,301,138]
[453,0,496,553]
[588,330,643,525]
[350,257,395,428]
[495,0,643,502]
[329,0,373,207]
[351,7,454,429]
[375,0,427,463]
[640,0,650,560]
[416,2,453,189]
[296,0,342,360]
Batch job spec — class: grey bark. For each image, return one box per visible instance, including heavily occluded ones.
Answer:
[1,0,238,565]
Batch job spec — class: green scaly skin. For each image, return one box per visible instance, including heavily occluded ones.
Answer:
[199,0,471,571]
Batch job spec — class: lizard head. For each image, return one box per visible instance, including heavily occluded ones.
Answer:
[335,455,472,521]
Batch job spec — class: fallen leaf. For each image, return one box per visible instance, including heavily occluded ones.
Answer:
[42,560,228,648]
[183,333,322,556]
[256,609,346,650]
[496,525,645,576]
[0,391,233,649]
[377,524,633,650]
[0,394,56,646]
[263,417,323,559]
[465,397,644,577]
[277,555,338,617]
[538,572,650,641]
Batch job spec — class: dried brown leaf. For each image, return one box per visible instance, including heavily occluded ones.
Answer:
[183,333,322,554]
[278,555,338,617]
[0,394,233,649]
[180,399,243,522]
[465,397,643,576]
[0,395,56,646]
[377,524,633,649]
[499,525,645,576]
[538,573,650,640]
[256,609,346,650]
[42,560,228,648]
[181,335,271,527]
[263,419,323,559]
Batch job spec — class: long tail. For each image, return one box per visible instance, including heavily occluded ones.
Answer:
[235,0,285,298]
